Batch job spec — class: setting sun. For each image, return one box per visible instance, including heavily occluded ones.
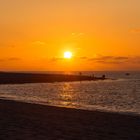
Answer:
[64,51,73,59]
[0,1,140,139]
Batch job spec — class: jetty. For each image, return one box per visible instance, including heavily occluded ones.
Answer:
[0,72,107,84]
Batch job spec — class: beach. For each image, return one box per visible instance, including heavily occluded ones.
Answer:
[0,99,140,140]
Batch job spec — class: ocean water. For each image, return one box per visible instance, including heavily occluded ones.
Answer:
[0,71,140,115]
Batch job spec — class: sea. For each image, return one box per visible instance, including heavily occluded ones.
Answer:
[0,71,140,115]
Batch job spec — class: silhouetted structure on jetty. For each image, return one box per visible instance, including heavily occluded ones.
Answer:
[125,73,130,76]
[0,72,107,84]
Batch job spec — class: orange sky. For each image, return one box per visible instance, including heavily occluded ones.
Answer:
[0,0,140,71]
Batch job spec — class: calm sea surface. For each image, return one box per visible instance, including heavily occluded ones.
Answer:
[0,71,140,115]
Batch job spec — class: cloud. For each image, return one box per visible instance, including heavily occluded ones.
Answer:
[0,59,4,62]
[8,57,21,61]
[130,56,140,64]
[79,57,88,60]
[71,32,85,39]
[88,55,140,64]
[113,56,129,60]
[130,29,140,33]
[49,55,140,65]
[51,57,64,62]
[0,43,15,48]
[50,56,88,62]
[0,57,21,62]
[88,55,129,64]
[32,41,46,46]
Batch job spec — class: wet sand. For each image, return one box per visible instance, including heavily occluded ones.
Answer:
[0,99,140,140]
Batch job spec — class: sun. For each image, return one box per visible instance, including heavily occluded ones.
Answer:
[64,51,73,59]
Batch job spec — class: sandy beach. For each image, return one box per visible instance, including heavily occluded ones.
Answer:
[0,99,140,140]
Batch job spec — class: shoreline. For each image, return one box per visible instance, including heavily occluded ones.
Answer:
[0,99,140,139]
[1,97,140,117]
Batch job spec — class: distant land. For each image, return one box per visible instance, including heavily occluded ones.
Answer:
[0,72,107,84]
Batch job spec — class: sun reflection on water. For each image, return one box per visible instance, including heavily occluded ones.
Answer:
[58,83,77,107]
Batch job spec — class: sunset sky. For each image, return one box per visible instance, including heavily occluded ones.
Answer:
[0,0,140,71]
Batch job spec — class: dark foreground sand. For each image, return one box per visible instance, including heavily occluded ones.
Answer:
[0,99,140,140]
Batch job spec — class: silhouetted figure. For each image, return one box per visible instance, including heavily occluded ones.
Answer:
[79,72,82,76]
[92,74,95,80]
[125,73,130,76]
[79,72,82,82]
[102,75,106,79]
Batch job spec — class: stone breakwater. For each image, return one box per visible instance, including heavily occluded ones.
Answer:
[0,72,107,84]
